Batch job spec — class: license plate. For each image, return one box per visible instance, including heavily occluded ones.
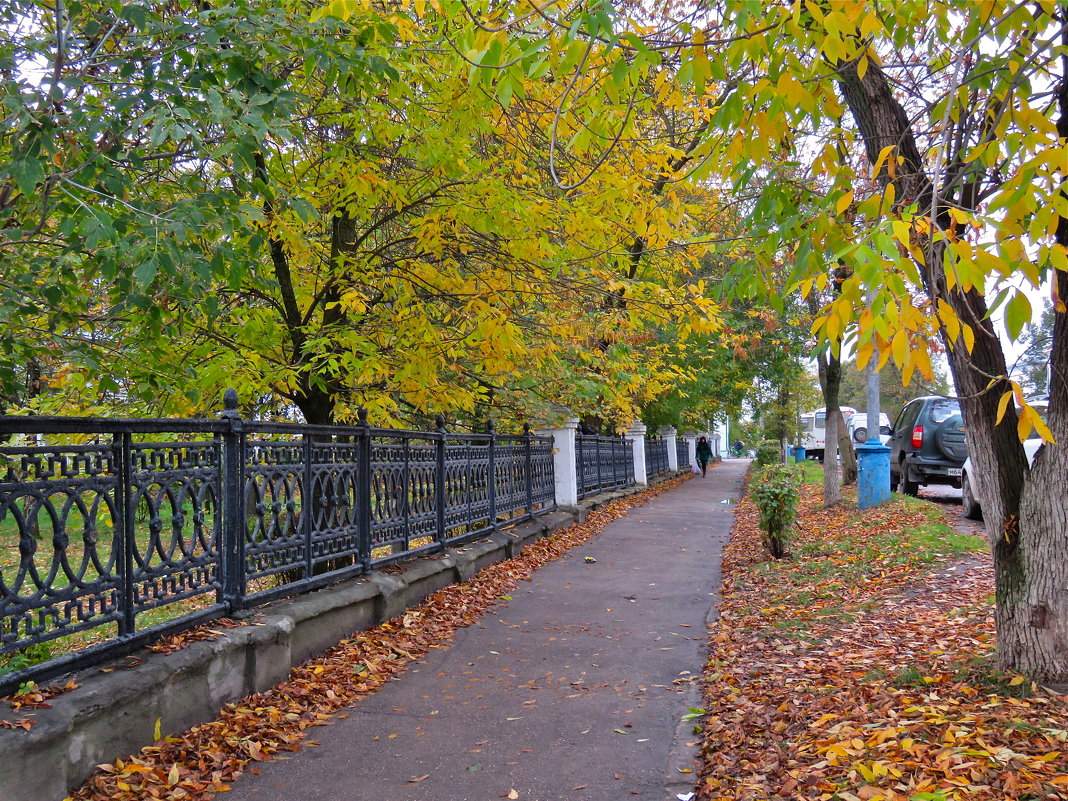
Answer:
[948,467,962,477]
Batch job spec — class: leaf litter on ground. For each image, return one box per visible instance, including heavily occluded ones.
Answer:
[697,484,1068,801]
[65,473,692,801]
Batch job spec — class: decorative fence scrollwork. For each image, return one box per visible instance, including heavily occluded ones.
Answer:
[0,401,555,693]
[575,435,634,499]
[644,436,670,478]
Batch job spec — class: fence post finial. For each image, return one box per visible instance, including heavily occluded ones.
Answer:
[436,414,446,431]
[357,406,369,427]
[222,388,239,418]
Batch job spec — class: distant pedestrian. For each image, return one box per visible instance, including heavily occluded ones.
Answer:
[696,436,712,476]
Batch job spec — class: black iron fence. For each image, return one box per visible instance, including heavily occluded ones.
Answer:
[676,438,689,469]
[575,435,634,499]
[0,393,555,692]
[645,436,670,478]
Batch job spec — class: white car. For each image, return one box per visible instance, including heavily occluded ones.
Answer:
[960,401,1047,520]
[849,412,891,445]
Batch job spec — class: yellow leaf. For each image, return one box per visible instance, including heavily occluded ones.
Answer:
[995,390,1013,425]
[836,191,854,216]
[961,323,975,352]
[1018,404,1034,441]
[1031,410,1055,443]
[891,329,908,365]
[856,341,874,370]
[872,144,896,177]
[891,219,911,246]
[154,717,162,741]
[508,790,519,800]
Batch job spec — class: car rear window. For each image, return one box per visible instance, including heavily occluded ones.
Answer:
[929,400,960,424]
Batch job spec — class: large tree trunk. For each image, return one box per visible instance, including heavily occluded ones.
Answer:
[836,55,1068,685]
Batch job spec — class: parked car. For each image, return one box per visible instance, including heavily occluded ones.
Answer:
[849,412,891,444]
[888,396,968,495]
[961,400,1048,520]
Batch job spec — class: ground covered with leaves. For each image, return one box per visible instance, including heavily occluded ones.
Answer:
[57,475,689,801]
[697,485,1068,801]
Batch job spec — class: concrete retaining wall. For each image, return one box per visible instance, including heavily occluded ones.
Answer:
[0,485,653,801]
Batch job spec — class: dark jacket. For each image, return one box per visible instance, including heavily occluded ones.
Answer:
[696,440,713,458]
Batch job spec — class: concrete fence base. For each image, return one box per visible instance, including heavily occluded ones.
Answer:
[0,483,660,801]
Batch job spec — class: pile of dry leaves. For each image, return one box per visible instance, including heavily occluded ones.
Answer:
[58,475,688,801]
[697,487,1068,801]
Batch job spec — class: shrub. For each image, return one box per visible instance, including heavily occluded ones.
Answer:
[754,439,781,467]
[0,640,54,676]
[749,464,802,558]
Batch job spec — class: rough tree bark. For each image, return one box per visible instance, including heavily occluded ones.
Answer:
[813,350,842,506]
[836,54,1068,686]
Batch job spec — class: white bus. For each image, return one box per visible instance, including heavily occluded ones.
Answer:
[797,406,858,461]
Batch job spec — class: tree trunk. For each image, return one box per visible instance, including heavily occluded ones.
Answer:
[814,351,842,506]
[833,407,857,485]
[836,54,1068,685]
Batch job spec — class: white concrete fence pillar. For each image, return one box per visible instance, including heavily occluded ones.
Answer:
[682,433,697,468]
[659,425,678,471]
[625,421,648,485]
[536,415,579,507]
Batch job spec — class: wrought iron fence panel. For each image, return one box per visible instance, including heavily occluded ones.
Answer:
[576,435,634,499]
[0,410,558,693]
[0,442,124,653]
[307,440,361,569]
[676,439,688,470]
[127,441,222,614]
[443,436,493,543]
[243,438,306,583]
[493,437,527,521]
[369,433,438,561]
[530,436,556,510]
[645,437,669,478]
[575,435,598,499]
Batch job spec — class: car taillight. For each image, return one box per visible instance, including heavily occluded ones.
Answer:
[911,425,924,448]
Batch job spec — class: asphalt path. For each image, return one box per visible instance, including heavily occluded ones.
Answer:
[223,460,749,801]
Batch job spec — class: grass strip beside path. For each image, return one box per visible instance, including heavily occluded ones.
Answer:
[697,484,1068,801]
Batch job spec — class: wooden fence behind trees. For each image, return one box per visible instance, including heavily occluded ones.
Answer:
[0,391,559,693]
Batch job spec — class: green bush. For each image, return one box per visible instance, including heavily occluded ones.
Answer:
[749,464,802,558]
[754,439,781,467]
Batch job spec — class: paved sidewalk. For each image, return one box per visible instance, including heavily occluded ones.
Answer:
[225,460,749,801]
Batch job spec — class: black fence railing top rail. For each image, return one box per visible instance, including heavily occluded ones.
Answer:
[0,416,231,435]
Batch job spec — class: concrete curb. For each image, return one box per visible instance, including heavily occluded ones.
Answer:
[1,477,681,801]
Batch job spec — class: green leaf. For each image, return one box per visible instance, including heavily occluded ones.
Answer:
[134,258,158,289]
[1004,291,1032,340]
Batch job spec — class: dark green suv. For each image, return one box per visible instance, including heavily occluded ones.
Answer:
[888,396,968,495]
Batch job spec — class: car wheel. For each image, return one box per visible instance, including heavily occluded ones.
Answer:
[899,459,919,496]
[961,470,983,520]
[853,426,867,443]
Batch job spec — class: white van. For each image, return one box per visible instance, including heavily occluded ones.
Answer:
[797,406,858,461]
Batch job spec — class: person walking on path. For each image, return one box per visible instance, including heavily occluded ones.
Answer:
[696,435,713,475]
